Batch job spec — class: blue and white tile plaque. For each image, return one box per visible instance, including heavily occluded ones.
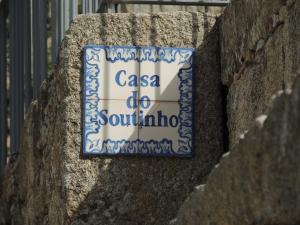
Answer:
[83,45,195,157]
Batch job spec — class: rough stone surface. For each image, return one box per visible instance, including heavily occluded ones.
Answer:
[119,3,223,16]
[0,12,224,225]
[220,0,300,147]
[0,69,66,224]
[175,74,300,225]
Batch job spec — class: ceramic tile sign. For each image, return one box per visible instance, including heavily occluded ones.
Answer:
[83,45,195,157]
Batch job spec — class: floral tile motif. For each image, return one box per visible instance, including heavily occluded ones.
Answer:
[83,99,138,155]
[84,46,139,100]
[139,47,194,102]
[83,45,195,157]
[138,101,193,156]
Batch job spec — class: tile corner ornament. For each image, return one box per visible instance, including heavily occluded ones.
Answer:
[83,45,195,157]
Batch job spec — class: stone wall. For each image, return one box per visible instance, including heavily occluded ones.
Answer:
[0,11,224,225]
[0,59,66,224]
[175,73,300,225]
[119,3,223,15]
[220,0,300,147]
[173,0,300,224]
[2,1,300,224]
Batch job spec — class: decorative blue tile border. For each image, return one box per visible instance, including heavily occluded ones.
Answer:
[83,45,195,157]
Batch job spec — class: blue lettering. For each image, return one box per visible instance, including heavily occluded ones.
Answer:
[98,109,108,125]
[169,115,178,127]
[140,75,149,87]
[109,114,120,126]
[157,110,168,127]
[131,111,138,126]
[120,114,131,126]
[115,70,126,87]
[115,71,160,88]
[97,109,178,127]
[150,75,160,87]
[128,74,138,87]
[127,91,138,109]
[144,114,156,126]
[140,96,151,109]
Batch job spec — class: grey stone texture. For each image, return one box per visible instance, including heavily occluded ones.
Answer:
[0,11,224,225]
[3,0,300,224]
[175,74,300,225]
[220,0,300,147]
[119,3,223,15]
[173,1,300,223]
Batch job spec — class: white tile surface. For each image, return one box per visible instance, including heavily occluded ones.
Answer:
[139,48,193,102]
[138,101,183,153]
[85,47,139,100]
[84,46,194,156]
[84,99,138,154]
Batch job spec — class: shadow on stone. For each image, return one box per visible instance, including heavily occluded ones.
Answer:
[69,16,225,225]
[175,75,300,225]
